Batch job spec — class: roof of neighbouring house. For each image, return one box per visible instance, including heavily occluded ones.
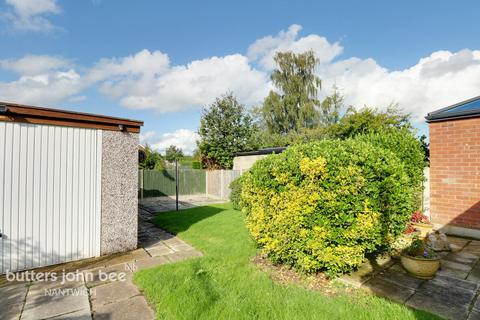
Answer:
[0,101,143,133]
[234,147,287,157]
[426,96,480,123]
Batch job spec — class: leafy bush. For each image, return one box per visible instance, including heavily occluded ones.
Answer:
[241,139,417,276]
[355,129,426,208]
[191,161,202,169]
[229,176,244,210]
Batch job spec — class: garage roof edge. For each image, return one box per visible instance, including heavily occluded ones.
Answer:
[0,101,143,133]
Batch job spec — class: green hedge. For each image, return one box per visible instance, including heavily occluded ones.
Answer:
[241,139,418,276]
[229,176,244,210]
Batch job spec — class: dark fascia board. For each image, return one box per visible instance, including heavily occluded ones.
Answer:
[425,95,480,123]
[234,147,287,157]
[0,101,143,132]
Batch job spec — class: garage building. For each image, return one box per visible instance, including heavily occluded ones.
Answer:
[0,102,142,273]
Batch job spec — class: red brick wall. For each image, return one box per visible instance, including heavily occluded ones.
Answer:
[430,118,480,230]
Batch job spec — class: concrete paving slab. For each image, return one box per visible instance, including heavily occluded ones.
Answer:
[93,296,154,320]
[438,259,472,279]
[475,294,480,310]
[442,251,479,266]
[338,257,392,288]
[133,256,170,270]
[407,275,477,320]
[464,243,480,256]
[145,245,174,257]
[27,280,85,297]
[22,283,90,320]
[375,267,425,290]
[48,308,92,320]
[363,276,415,303]
[448,236,470,250]
[467,263,480,282]
[468,308,480,320]
[90,280,140,310]
[165,250,203,263]
[407,290,470,320]
[0,283,28,309]
[0,302,24,320]
[168,243,194,252]
[162,238,187,247]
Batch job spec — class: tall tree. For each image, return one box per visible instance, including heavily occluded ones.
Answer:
[320,85,343,126]
[261,51,322,134]
[139,145,165,170]
[198,93,255,169]
[165,145,184,162]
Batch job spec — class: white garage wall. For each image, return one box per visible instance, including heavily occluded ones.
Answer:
[0,122,102,273]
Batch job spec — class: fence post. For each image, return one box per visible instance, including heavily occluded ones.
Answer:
[205,170,208,197]
[220,170,224,200]
[140,169,144,199]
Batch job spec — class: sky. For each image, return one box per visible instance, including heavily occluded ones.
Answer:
[1,0,480,154]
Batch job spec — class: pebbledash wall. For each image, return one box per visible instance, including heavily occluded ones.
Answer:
[427,96,480,239]
[0,102,142,273]
[101,131,139,254]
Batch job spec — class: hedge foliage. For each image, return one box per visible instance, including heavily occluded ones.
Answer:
[241,138,421,276]
[229,175,244,211]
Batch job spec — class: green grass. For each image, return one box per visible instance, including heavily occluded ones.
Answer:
[134,203,439,320]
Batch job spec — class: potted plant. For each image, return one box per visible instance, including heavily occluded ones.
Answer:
[391,224,420,259]
[401,239,440,279]
[411,211,433,238]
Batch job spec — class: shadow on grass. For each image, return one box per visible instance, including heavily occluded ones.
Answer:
[150,204,226,234]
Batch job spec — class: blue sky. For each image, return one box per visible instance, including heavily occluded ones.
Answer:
[1,0,480,153]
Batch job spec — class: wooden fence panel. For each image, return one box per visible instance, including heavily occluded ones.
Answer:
[140,169,206,197]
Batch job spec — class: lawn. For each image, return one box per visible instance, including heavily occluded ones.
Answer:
[134,203,439,320]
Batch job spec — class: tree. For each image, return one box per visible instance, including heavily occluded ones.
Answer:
[326,105,413,139]
[139,145,165,170]
[261,51,322,134]
[165,145,184,162]
[198,93,255,169]
[320,85,343,126]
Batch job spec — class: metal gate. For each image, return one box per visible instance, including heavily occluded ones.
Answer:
[0,122,102,273]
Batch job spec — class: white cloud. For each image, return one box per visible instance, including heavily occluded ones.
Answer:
[318,49,480,121]
[246,25,480,122]
[0,55,83,106]
[3,0,61,33]
[141,129,199,155]
[90,50,269,112]
[0,55,69,75]
[248,24,343,70]
[1,24,480,124]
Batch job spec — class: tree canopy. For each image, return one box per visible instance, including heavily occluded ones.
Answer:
[197,93,256,169]
[165,145,184,162]
[139,145,165,170]
[261,51,322,134]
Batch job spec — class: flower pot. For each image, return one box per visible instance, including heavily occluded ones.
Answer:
[400,255,440,279]
[412,222,433,239]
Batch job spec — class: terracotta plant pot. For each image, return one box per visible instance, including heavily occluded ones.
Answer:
[400,255,440,279]
[412,222,433,239]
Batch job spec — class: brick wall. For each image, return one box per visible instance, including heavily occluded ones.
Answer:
[430,118,480,230]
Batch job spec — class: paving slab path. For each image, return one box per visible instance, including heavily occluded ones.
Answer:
[0,205,203,320]
[339,236,480,320]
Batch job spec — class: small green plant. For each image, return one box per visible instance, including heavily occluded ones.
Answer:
[404,239,437,259]
[229,175,244,211]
